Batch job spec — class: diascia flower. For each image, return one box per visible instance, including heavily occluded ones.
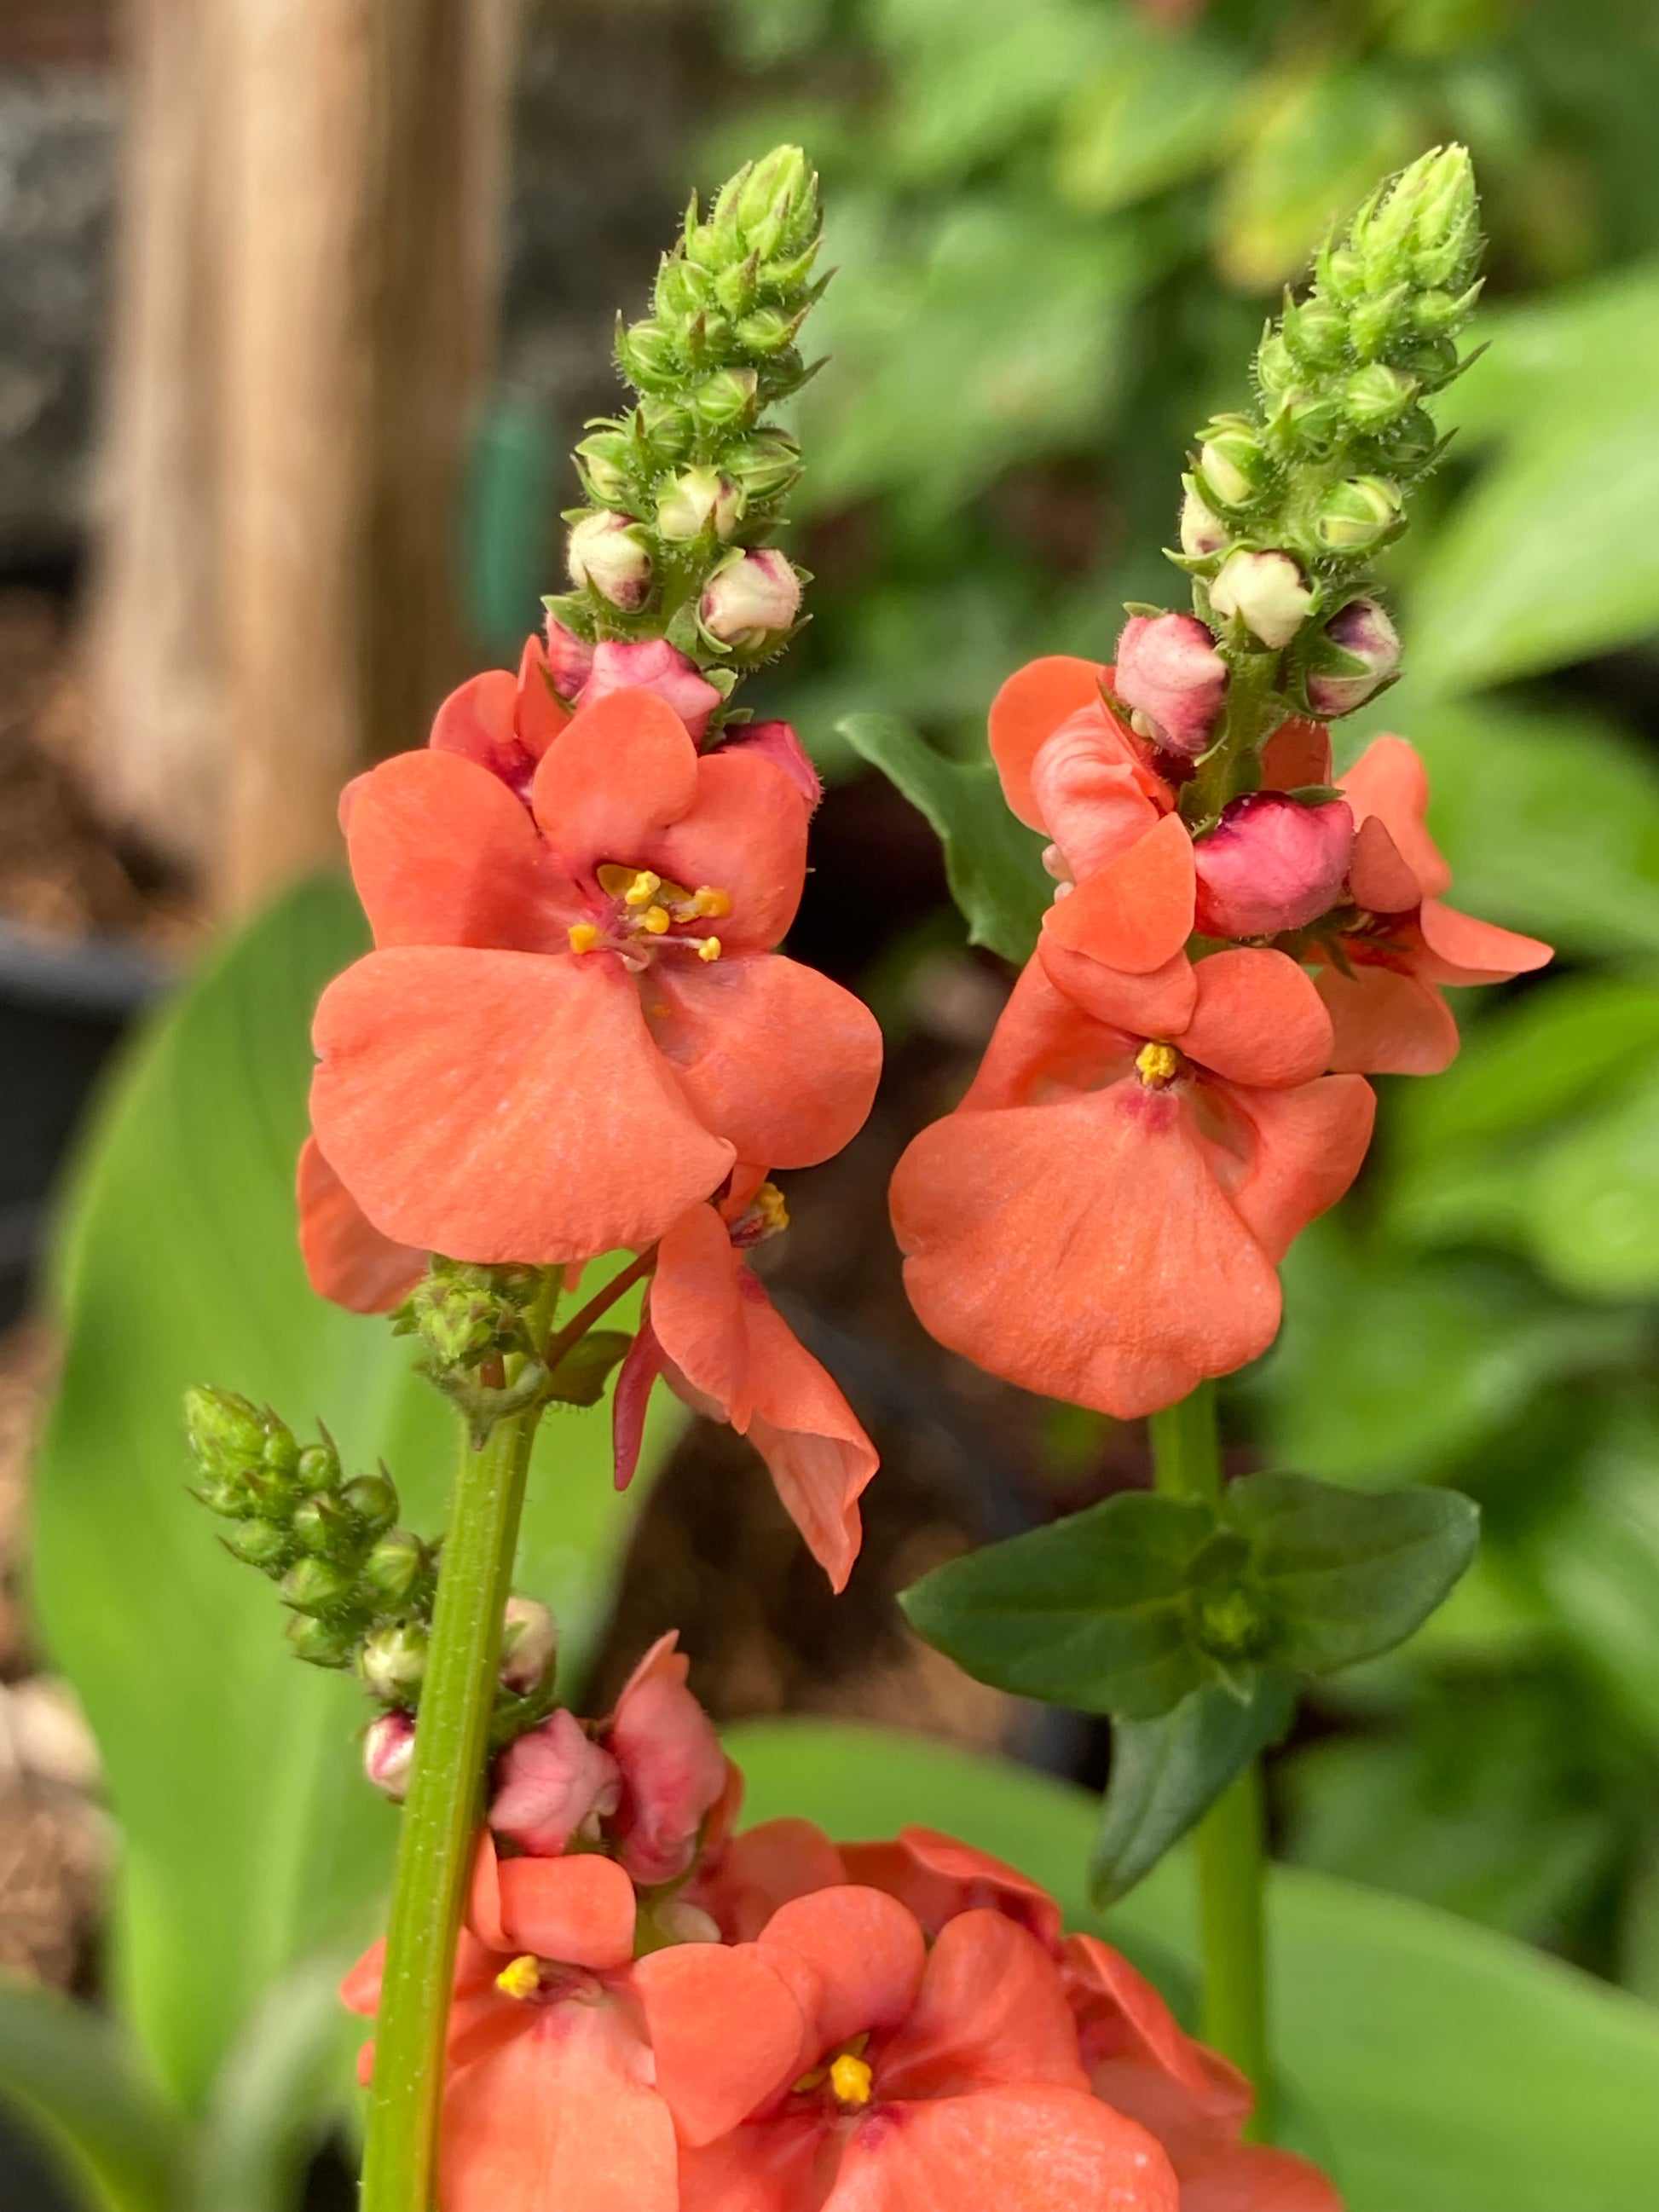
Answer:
[888,949,1374,1418]
[611,1179,878,1591]
[305,683,882,1272]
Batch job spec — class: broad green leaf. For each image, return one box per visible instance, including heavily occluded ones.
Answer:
[1094,1674,1296,1906]
[1226,1472,1479,1675]
[900,1491,1217,1718]
[728,1719,1659,2212]
[189,1952,359,2212]
[1055,26,1246,217]
[0,1978,184,2212]
[1524,1062,1659,1297]
[32,878,671,2109]
[836,710,1049,962]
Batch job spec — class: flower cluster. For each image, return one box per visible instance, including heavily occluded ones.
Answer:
[344,1634,1336,2212]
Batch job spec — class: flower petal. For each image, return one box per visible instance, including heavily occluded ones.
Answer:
[1345,813,1419,914]
[512,632,569,760]
[1041,815,1194,975]
[647,1202,752,1427]
[429,667,527,788]
[606,1630,730,1887]
[1317,958,1460,1075]
[988,656,1111,829]
[533,686,701,881]
[1038,938,1197,1041]
[838,1828,1063,1954]
[651,748,810,950]
[491,1852,637,1969]
[826,2084,1177,2212]
[1417,898,1552,985]
[1061,1936,1219,2105]
[1180,2143,1344,2212]
[296,1136,425,1313]
[1030,706,1167,881]
[962,956,1138,1112]
[613,1315,667,1493]
[878,1911,1085,2099]
[1179,948,1333,1089]
[740,1290,878,1593]
[679,2113,831,2212]
[344,748,573,951]
[1223,1075,1376,1263]
[1258,716,1332,789]
[693,1819,848,1942]
[1340,735,1451,898]
[310,946,733,1262]
[633,1942,815,2146]
[646,954,883,1170]
[759,1886,928,2051]
[891,1084,1285,1418]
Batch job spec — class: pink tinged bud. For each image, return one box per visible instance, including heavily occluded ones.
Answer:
[700,549,801,650]
[725,718,821,810]
[567,511,652,610]
[1179,485,1228,558]
[363,1710,415,1802]
[1113,612,1228,759]
[499,1595,558,1697]
[581,638,723,746]
[1193,792,1356,939]
[490,1708,623,1858]
[604,1632,728,1886]
[544,614,596,702]
[1305,597,1402,718]
[1209,549,1315,650]
[657,465,742,543]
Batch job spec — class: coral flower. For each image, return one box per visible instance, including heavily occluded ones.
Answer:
[612,1183,878,1591]
[988,655,1176,888]
[307,685,882,1269]
[1315,735,1550,1073]
[889,948,1374,1417]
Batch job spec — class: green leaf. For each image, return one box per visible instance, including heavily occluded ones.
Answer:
[879,0,1114,182]
[1225,1472,1479,1675]
[836,711,1049,962]
[1524,1062,1659,1297]
[1093,1673,1296,1907]
[189,1951,359,2212]
[31,878,673,2109]
[0,1978,184,2212]
[1535,1423,1659,1750]
[728,1719,1659,2212]
[900,1491,1218,1718]
[1054,26,1246,217]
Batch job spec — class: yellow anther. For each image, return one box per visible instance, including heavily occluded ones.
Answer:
[496,1955,541,2001]
[830,2053,874,2107]
[568,922,602,955]
[691,885,732,919]
[640,904,672,935]
[1136,1041,1180,1086]
[623,869,662,908]
[697,935,722,962]
[753,1182,789,1234]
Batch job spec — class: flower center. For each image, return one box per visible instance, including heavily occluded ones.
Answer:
[567,865,731,967]
[496,1954,544,2001]
[1135,1040,1182,1088]
[830,2053,874,2108]
[729,1181,789,1249]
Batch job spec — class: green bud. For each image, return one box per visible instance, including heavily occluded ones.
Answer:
[341,1472,398,1536]
[654,255,708,323]
[288,1614,359,1670]
[360,1621,430,1703]
[281,1555,356,1615]
[1347,283,1410,362]
[1272,386,1343,458]
[292,1492,356,1557]
[296,1438,341,1493]
[1198,418,1269,510]
[712,251,760,318]
[223,1519,293,1570]
[1191,1585,1271,1664]
[1400,336,1460,390]
[362,1530,430,1610]
[1315,475,1403,553]
[616,317,680,391]
[1413,280,1482,338]
[730,144,817,265]
[638,396,694,465]
[1344,362,1418,429]
[1254,329,1296,399]
[183,1386,268,1474]
[725,430,801,505]
[574,427,636,505]
[734,307,801,359]
[1281,291,1347,367]
[657,465,742,543]
[1384,406,1438,468]
[690,367,759,432]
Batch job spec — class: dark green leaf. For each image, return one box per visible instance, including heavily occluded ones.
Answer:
[545,1330,633,1407]
[1093,1673,1296,1906]
[1524,1065,1659,1297]
[899,1491,1216,1718]
[0,1978,184,2212]
[1223,1472,1479,1675]
[836,710,1049,962]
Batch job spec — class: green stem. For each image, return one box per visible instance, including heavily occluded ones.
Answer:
[1147,1383,1273,2140]
[358,1402,543,2211]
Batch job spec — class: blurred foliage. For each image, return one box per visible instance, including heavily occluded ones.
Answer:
[712,0,1659,1997]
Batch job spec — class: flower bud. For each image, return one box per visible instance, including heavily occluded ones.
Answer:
[499,1596,558,1697]
[1208,550,1314,650]
[1304,597,1402,718]
[699,549,801,650]
[1385,407,1437,469]
[581,638,722,745]
[604,1633,729,1886]
[567,511,652,610]
[1198,419,1268,510]
[1255,329,1296,399]
[654,256,708,323]
[544,613,595,703]
[341,1470,399,1535]
[725,719,821,811]
[726,429,802,506]
[1193,791,1356,939]
[1344,363,1417,430]
[1178,484,1228,559]
[361,1529,430,1610]
[364,1710,416,1801]
[292,1492,354,1556]
[638,396,694,466]
[1315,475,1402,554]
[724,143,817,266]
[184,1387,298,1498]
[489,1708,622,1857]
[689,367,759,430]
[656,465,742,543]
[616,317,679,390]
[360,1620,429,1703]
[281,1554,356,1615]
[1282,290,1347,367]
[1113,612,1228,759]
[288,1614,359,1669]
[735,306,802,356]
[574,427,635,505]
[223,1518,292,1569]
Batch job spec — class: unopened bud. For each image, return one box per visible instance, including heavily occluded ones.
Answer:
[638,396,694,465]
[223,1519,292,1570]
[1304,598,1402,718]
[1178,483,1228,559]
[728,143,817,264]
[341,1471,398,1535]
[1315,475,1402,554]
[364,1710,416,1801]
[360,1621,429,1703]
[581,638,722,746]
[656,465,742,544]
[1193,791,1356,939]
[1113,612,1228,759]
[567,511,652,610]
[544,613,595,702]
[1208,550,1314,650]
[490,1707,622,1857]
[724,719,821,810]
[281,1554,356,1615]
[654,256,708,323]
[500,1596,558,1697]
[1386,407,1437,469]
[726,429,802,505]
[699,549,801,650]
[574,427,635,505]
[1198,419,1268,510]
[1254,330,1296,399]
[361,1530,430,1610]
[184,1387,298,1494]
[1281,291,1347,367]
[735,306,801,356]
[292,1492,354,1556]
[616,317,679,390]
[689,367,759,430]
[1344,363,1417,430]
[288,1614,358,1669]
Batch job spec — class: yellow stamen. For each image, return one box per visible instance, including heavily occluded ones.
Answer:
[1136,1041,1180,1086]
[623,869,662,908]
[568,922,602,955]
[496,1954,541,2001]
[753,1182,789,1234]
[690,885,732,919]
[697,935,722,962]
[641,904,672,935]
[830,2053,874,2107]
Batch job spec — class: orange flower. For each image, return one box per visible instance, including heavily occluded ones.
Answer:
[307,684,882,1270]
[889,949,1373,1417]
[612,1183,878,1591]
[1315,735,1551,1073]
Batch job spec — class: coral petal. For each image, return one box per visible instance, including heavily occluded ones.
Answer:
[1031,706,1167,881]
[877,1912,1086,2098]
[1225,1075,1376,1263]
[612,1316,667,1492]
[988,656,1111,829]
[759,1886,927,2049]
[1417,898,1552,985]
[652,748,810,951]
[697,1819,848,1942]
[1181,949,1333,1089]
[1340,736,1450,898]
[532,688,701,876]
[1317,961,1460,1076]
[679,2114,830,2212]
[1346,814,1419,914]
[429,668,525,787]
[961,957,1137,1114]
[513,634,569,760]
[838,1828,1063,1953]
[1034,939,1198,1047]
[648,1202,752,1425]
[742,1295,877,1593]
[827,2084,1178,2212]
[493,1853,637,1970]
[1043,816,1194,974]
[296,1137,425,1313]
[634,1943,815,2146]
[1258,717,1332,789]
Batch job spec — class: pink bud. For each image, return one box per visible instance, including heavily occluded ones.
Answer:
[489,1708,622,1857]
[544,614,596,702]
[581,638,723,746]
[1113,612,1228,759]
[604,1632,728,1886]
[499,1595,558,1697]
[1305,597,1402,718]
[363,1710,415,1802]
[724,718,821,810]
[1194,791,1356,939]
[567,511,652,610]
[700,549,801,650]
